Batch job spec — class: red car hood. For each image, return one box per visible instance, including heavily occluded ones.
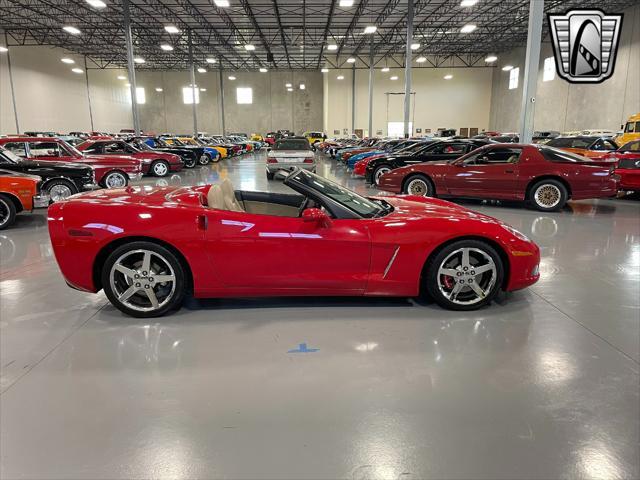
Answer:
[377,195,501,224]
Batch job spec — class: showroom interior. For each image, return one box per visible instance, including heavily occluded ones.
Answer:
[1,0,639,478]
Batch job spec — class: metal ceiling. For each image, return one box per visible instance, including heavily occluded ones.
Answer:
[1,0,638,70]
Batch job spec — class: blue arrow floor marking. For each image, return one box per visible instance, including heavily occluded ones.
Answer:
[287,343,319,353]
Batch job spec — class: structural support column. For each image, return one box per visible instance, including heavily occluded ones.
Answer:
[218,62,226,135]
[83,56,94,131]
[519,0,544,143]
[403,0,414,138]
[5,33,20,133]
[368,34,374,138]
[188,30,199,138]
[122,0,140,135]
[351,64,356,135]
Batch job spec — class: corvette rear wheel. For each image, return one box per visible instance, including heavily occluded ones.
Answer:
[102,242,186,318]
[151,160,170,177]
[425,240,503,311]
[404,175,435,197]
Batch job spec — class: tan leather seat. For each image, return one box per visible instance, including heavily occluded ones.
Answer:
[207,184,225,210]
[221,179,244,212]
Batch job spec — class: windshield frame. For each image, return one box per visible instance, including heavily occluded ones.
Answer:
[284,168,389,219]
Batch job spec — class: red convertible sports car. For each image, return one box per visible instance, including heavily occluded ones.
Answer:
[377,144,619,211]
[48,169,540,318]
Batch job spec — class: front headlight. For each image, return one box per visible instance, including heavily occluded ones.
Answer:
[502,223,530,242]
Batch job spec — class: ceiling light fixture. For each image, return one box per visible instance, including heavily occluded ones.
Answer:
[85,0,106,8]
[411,43,420,50]
[484,55,498,63]
[164,25,180,34]
[206,58,217,64]
[364,25,377,34]
[0,46,8,53]
[460,0,479,6]
[444,74,453,79]
[200,88,207,92]
[416,56,426,63]
[346,57,356,63]
[63,26,81,35]
[390,75,398,80]
[299,83,306,90]
[125,83,131,87]
[160,44,174,51]
[214,0,230,6]
[133,57,145,64]
[71,68,84,74]
[460,24,477,33]
[381,66,389,72]
[287,87,293,92]
[321,68,329,73]
[337,75,344,80]
[339,0,354,6]
[197,67,207,73]
[61,58,75,64]
[244,44,255,51]
[117,75,127,80]
[155,87,163,92]
[228,75,236,80]
[502,65,514,71]
[285,82,292,87]
[259,67,268,72]
[327,44,338,51]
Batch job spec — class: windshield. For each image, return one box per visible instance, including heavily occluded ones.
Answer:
[0,147,22,163]
[274,139,310,151]
[290,170,386,218]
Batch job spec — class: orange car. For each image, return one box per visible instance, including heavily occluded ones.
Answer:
[546,136,620,159]
[0,170,49,229]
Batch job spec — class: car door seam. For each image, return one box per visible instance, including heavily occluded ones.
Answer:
[383,246,400,279]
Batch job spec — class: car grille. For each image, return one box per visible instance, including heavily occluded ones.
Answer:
[618,158,640,169]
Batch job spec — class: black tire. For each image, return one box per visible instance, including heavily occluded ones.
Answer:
[183,156,197,168]
[372,164,393,185]
[101,241,186,318]
[403,174,435,197]
[424,239,504,311]
[0,194,17,230]
[266,171,275,180]
[102,170,129,189]
[528,179,568,211]
[151,160,170,177]
[43,179,78,202]
[198,153,211,166]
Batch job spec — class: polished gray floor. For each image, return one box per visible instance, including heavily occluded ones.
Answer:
[1,152,639,479]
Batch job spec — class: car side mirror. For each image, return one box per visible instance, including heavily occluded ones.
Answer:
[302,208,332,227]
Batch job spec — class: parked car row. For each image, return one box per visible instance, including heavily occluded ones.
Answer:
[318,133,640,212]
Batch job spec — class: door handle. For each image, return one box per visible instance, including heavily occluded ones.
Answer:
[196,214,208,230]
[505,169,515,173]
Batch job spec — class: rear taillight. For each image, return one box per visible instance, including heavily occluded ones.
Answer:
[267,158,278,163]
[303,158,313,164]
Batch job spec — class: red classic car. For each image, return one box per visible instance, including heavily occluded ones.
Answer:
[377,144,618,211]
[48,169,539,318]
[0,137,143,189]
[609,140,640,191]
[76,139,182,177]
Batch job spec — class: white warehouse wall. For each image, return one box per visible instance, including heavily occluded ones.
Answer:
[323,65,495,137]
[489,2,640,133]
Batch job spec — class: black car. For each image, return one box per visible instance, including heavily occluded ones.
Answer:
[152,137,210,166]
[126,137,198,168]
[365,139,491,185]
[0,146,97,201]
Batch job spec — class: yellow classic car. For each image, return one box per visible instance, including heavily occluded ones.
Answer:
[178,136,228,159]
[251,133,264,142]
[303,131,327,146]
[616,113,640,145]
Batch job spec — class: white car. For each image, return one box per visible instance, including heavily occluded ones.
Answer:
[266,137,316,179]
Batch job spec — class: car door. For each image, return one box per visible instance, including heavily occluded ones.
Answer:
[204,208,371,292]
[445,147,522,199]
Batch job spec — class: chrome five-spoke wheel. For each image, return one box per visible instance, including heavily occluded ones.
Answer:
[103,242,186,317]
[104,171,128,188]
[425,240,504,310]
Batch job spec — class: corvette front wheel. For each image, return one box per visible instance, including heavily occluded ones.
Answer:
[425,240,504,311]
[102,241,186,318]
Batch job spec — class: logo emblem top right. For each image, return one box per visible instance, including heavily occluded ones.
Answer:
[548,9,623,84]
